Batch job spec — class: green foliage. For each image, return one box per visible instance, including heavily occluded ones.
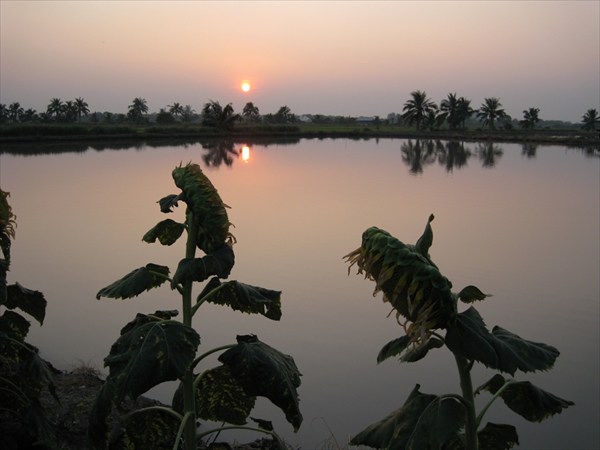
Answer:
[219,335,303,432]
[91,164,302,450]
[0,189,57,447]
[345,216,573,450]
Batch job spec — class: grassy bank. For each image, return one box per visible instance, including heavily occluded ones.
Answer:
[0,122,598,148]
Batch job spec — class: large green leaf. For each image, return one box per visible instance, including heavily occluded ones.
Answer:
[445,306,499,369]
[219,335,302,431]
[203,280,282,320]
[349,384,437,449]
[96,263,170,300]
[407,396,466,449]
[196,365,256,425]
[90,311,199,447]
[491,326,559,374]
[142,218,185,246]
[171,244,235,288]
[446,307,560,375]
[478,422,520,450]
[478,374,574,422]
[104,311,200,400]
[3,282,47,325]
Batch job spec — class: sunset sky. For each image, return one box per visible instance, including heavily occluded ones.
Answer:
[1,1,598,122]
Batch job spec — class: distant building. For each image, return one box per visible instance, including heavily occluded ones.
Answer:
[355,116,376,124]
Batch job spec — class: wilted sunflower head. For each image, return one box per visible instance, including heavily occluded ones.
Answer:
[172,163,235,253]
[344,218,456,344]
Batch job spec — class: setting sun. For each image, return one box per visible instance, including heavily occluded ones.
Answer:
[241,81,251,92]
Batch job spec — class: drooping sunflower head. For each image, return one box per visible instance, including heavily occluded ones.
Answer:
[345,219,456,342]
[172,163,235,253]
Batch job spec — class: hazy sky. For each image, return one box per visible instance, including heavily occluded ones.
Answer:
[1,1,598,122]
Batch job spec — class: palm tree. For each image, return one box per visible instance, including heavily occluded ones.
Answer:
[47,98,64,121]
[64,101,78,122]
[439,93,460,129]
[75,97,90,123]
[581,108,599,131]
[128,97,148,123]
[201,100,240,130]
[168,102,184,120]
[476,97,507,130]
[242,102,260,122]
[520,107,540,129]
[457,97,474,129]
[21,108,38,123]
[402,90,437,131]
[8,102,24,123]
[181,105,196,123]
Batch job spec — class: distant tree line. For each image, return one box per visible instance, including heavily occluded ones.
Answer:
[1,93,598,131]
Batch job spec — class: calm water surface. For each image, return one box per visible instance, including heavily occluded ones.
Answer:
[1,139,598,449]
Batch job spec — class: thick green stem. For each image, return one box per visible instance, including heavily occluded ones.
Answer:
[182,210,199,450]
[455,354,478,450]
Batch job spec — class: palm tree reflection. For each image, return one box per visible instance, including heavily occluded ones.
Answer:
[201,141,238,167]
[521,143,538,158]
[401,139,437,174]
[437,140,471,172]
[475,142,503,168]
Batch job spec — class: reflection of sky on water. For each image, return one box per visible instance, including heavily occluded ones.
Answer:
[1,139,598,449]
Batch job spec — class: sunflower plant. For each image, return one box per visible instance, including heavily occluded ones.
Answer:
[344,215,573,450]
[89,163,302,450]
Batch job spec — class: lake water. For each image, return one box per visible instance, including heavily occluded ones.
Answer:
[1,138,598,449]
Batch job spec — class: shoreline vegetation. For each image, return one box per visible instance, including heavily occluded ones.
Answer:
[1,123,599,150]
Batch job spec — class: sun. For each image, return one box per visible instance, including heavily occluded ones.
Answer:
[241,81,251,93]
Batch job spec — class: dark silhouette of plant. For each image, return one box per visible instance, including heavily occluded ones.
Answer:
[344,216,573,450]
[46,97,64,121]
[90,163,302,450]
[180,105,197,123]
[242,102,261,122]
[581,108,599,131]
[457,97,475,129]
[477,97,507,130]
[1,189,58,448]
[439,93,461,129]
[75,97,90,123]
[7,102,24,123]
[156,108,176,124]
[202,100,240,130]
[270,105,295,124]
[169,102,185,121]
[402,91,437,131]
[520,107,540,129]
[128,97,149,123]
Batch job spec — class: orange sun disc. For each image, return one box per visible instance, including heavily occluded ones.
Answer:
[241,82,251,92]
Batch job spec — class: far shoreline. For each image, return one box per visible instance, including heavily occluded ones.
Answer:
[1,123,598,149]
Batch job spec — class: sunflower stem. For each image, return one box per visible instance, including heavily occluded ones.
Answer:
[455,354,478,450]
